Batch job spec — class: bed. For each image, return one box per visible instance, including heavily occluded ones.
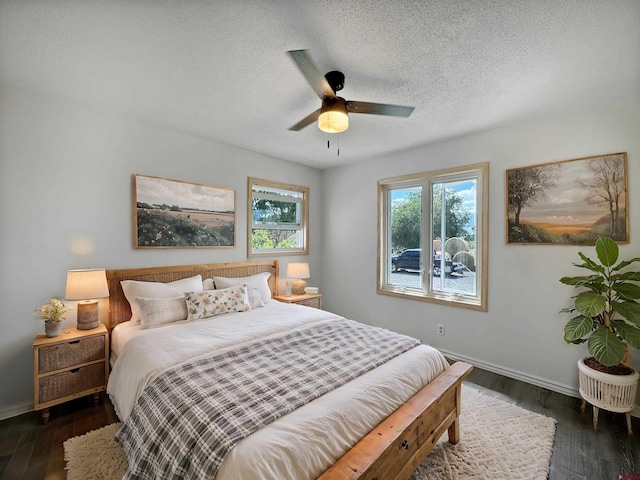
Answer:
[105,260,472,480]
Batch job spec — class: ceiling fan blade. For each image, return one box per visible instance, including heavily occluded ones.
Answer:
[288,108,321,131]
[347,101,415,117]
[287,50,335,99]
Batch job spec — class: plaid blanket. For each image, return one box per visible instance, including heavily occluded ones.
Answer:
[115,318,420,480]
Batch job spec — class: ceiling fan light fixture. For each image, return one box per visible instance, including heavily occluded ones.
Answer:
[318,111,349,133]
[287,50,414,133]
[318,98,349,133]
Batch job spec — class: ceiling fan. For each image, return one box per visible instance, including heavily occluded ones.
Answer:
[287,49,415,134]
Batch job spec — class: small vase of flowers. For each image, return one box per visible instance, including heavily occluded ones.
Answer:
[36,298,70,337]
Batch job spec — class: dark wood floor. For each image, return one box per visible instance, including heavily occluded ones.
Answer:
[0,367,638,479]
[0,394,118,480]
[466,367,640,480]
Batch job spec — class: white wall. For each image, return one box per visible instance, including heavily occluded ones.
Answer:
[0,85,323,418]
[2,84,638,420]
[321,95,640,401]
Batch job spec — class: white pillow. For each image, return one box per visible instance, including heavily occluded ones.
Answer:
[185,284,251,321]
[213,272,271,304]
[203,278,264,309]
[121,274,203,323]
[246,287,265,309]
[137,296,188,329]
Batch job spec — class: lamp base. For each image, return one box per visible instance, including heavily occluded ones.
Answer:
[77,300,99,330]
[291,279,307,295]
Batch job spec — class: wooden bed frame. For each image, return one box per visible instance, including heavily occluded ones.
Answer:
[105,260,472,480]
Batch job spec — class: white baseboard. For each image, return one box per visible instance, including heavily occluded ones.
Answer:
[0,403,32,421]
[440,349,640,418]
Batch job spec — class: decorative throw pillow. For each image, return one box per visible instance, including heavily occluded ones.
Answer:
[203,278,264,309]
[185,284,251,321]
[212,272,271,304]
[137,296,188,328]
[246,287,265,309]
[121,274,203,323]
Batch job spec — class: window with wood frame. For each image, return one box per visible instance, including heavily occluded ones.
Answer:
[377,163,488,311]
[248,177,309,257]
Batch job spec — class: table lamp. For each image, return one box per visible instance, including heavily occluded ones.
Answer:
[65,269,109,330]
[287,263,310,295]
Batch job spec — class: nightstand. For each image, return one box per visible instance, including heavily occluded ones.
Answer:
[33,324,109,424]
[274,293,323,309]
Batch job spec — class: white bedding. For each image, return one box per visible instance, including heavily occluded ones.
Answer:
[109,320,142,366]
[107,301,449,480]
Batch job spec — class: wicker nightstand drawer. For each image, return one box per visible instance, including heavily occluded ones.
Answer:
[38,362,106,404]
[296,297,321,308]
[38,335,105,374]
[33,325,109,424]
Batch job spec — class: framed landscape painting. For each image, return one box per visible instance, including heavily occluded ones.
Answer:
[134,174,235,248]
[506,153,628,245]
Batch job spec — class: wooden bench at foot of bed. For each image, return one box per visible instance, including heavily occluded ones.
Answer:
[319,361,473,480]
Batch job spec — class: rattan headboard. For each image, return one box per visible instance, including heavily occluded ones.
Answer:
[105,260,279,329]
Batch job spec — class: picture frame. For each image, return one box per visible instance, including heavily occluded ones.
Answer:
[506,152,628,245]
[134,174,235,248]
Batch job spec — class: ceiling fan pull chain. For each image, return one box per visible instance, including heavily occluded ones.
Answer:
[325,133,340,156]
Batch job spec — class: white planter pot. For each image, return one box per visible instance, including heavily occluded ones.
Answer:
[578,357,639,434]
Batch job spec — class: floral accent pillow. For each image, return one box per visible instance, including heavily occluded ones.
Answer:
[184,284,251,321]
[212,272,272,304]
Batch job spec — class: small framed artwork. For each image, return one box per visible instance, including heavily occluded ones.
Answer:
[134,174,235,248]
[506,152,628,245]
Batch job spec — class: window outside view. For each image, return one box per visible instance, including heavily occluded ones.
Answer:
[252,190,302,247]
[388,180,477,297]
[249,178,309,256]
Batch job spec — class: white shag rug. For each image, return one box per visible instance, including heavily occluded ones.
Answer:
[64,385,556,480]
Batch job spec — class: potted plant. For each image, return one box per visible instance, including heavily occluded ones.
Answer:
[36,298,70,338]
[560,236,640,434]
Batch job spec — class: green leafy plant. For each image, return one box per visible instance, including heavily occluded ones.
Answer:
[560,236,640,367]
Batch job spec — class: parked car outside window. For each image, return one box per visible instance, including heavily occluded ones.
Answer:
[391,248,465,276]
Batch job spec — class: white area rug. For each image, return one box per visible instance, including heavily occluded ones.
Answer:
[64,385,556,480]
[410,386,557,480]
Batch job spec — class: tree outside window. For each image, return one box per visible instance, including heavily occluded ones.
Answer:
[378,163,488,311]
[248,178,309,256]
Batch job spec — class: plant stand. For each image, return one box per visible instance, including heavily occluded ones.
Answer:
[578,358,639,435]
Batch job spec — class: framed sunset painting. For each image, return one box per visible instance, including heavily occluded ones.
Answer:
[506,153,628,245]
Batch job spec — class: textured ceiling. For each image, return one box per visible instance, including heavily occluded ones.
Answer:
[1,1,639,169]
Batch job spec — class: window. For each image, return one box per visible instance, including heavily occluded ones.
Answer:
[377,163,488,310]
[248,177,309,257]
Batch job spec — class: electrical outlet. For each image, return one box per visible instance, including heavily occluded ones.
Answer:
[437,324,445,336]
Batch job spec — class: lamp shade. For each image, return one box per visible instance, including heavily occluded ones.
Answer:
[65,269,109,300]
[318,97,349,133]
[287,263,310,279]
[318,111,349,133]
